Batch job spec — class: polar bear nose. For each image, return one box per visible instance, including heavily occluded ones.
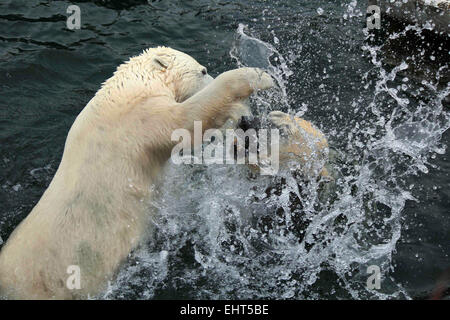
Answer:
[201,68,207,75]
[238,116,261,131]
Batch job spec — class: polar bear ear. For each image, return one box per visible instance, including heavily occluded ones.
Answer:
[152,54,171,71]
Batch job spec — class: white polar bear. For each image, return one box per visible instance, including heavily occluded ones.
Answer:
[0,47,273,299]
[235,111,330,180]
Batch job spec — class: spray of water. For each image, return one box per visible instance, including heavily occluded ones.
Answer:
[103,18,449,300]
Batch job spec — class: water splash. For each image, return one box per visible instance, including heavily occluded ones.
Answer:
[104,15,449,300]
[230,23,293,115]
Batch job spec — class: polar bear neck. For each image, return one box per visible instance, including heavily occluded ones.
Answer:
[94,54,180,111]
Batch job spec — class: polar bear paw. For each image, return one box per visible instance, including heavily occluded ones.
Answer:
[243,67,275,91]
[218,67,274,98]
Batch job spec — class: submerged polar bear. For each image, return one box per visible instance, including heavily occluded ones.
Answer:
[0,47,275,299]
[236,111,330,179]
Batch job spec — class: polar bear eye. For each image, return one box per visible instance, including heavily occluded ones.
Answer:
[201,68,207,76]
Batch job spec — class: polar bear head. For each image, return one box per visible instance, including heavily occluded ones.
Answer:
[236,112,331,180]
[106,46,214,103]
[150,47,214,102]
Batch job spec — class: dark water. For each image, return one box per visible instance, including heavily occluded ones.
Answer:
[0,0,449,299]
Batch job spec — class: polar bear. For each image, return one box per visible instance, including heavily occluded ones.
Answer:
[236,111,330,180]
[0,47,274,299]
[268,111,330,179]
